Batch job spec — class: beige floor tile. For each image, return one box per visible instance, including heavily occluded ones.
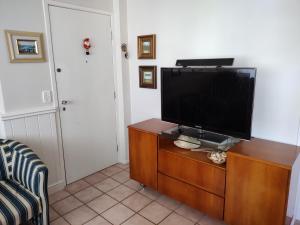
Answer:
[115,163,129,170]
[84,216,111,225]
[52,196,83,215]
[156,195,181,210]
[197,215,226,225]
[101,203,134,225]
[75,186,103,203]
[122,192,152,212]
[122,214,154,225]
[51,217,70,225]
[87,194,118,214]
[101,165,123,176]
[107,185,135,201]
[159,213,194,225]
[124,179,143,191]
[139,202,172,224]
[111,171,130,183]
[49,190,71,205]
[50,207,60,222]
[64,205,97,225]
[175,205,204,223]
[94,178,120,192]
[84,172,107,185]
[139,187,161,200]
[66,180,90,194]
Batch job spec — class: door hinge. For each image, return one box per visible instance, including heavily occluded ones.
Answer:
[114,91,116,100]
[116,145,119,152]
[111,29,113,40]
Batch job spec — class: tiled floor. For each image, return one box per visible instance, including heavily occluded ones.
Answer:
[49,163,226,225]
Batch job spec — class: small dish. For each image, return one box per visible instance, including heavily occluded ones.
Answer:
[174,140,200,149]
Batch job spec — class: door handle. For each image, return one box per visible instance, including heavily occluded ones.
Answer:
[61,100,71,105]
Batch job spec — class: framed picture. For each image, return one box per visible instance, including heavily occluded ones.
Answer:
[5,30,46,63]
[137,34,156,59]
[139,66,157,89]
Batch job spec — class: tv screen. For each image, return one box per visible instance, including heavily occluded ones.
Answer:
[161,67,256,140]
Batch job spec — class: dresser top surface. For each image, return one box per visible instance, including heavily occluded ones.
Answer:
[128,118,177,135]
[229,138,299,169]
[128,119,300,169]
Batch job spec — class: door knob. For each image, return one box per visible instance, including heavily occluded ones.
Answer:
[61,100,71,105]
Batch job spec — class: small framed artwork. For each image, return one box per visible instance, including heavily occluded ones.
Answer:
[139,66,157,89]
[137,34,156,59]
[5,30,46,63]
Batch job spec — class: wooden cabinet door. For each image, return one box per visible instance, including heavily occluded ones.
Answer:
[225,153,290,225]
[129,128,158,189]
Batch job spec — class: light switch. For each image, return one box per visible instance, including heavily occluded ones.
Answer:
[42,90,52,103]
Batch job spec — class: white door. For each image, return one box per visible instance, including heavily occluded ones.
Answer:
[49,6,118,183]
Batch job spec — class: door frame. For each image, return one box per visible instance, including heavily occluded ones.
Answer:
[42,0,128,185]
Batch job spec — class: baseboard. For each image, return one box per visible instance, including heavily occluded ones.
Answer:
[118,159,129,164]
[48,180,66,195]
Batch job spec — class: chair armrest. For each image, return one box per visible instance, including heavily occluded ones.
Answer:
[7,141,48,197]
[13,152,48,197]
[2,140,50,225]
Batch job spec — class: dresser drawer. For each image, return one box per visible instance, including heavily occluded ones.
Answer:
[158,173,224,219]
[158,149,225,197]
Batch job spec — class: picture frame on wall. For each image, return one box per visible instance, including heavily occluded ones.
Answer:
[139,66,157,89]
[5,30,46,63]
[137,34,156,59]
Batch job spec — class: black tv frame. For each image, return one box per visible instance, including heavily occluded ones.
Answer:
[160,67,257,140]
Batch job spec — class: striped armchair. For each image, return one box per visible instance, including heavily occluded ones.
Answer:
[0,139,49,225]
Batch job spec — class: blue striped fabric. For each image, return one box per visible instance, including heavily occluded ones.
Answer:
[0,179,41,225]
[12,148,47,196]
[0,139,49,225]
[0,144,13,180]
[0,145,9,180]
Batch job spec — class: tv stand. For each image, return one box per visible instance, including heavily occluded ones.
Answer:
[128,119,300,225]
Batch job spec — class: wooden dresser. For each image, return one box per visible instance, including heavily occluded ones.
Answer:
[128,119,300,225]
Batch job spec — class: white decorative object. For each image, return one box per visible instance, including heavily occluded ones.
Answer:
[207,151,227,164]
[174,135,201,149]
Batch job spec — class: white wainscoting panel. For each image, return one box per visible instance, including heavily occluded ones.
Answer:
[0,108,65,193]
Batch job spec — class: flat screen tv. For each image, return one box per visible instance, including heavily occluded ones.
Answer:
[161,67,256,140]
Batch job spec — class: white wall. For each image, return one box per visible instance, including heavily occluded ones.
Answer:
[0,82,5,113]
[0,0,117,190]
[0,0,114,114]
[298,121,300,146]
[127,0,300,146]
[0,0,65,191]
[127,0,300,220]
[0,0,53,113]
